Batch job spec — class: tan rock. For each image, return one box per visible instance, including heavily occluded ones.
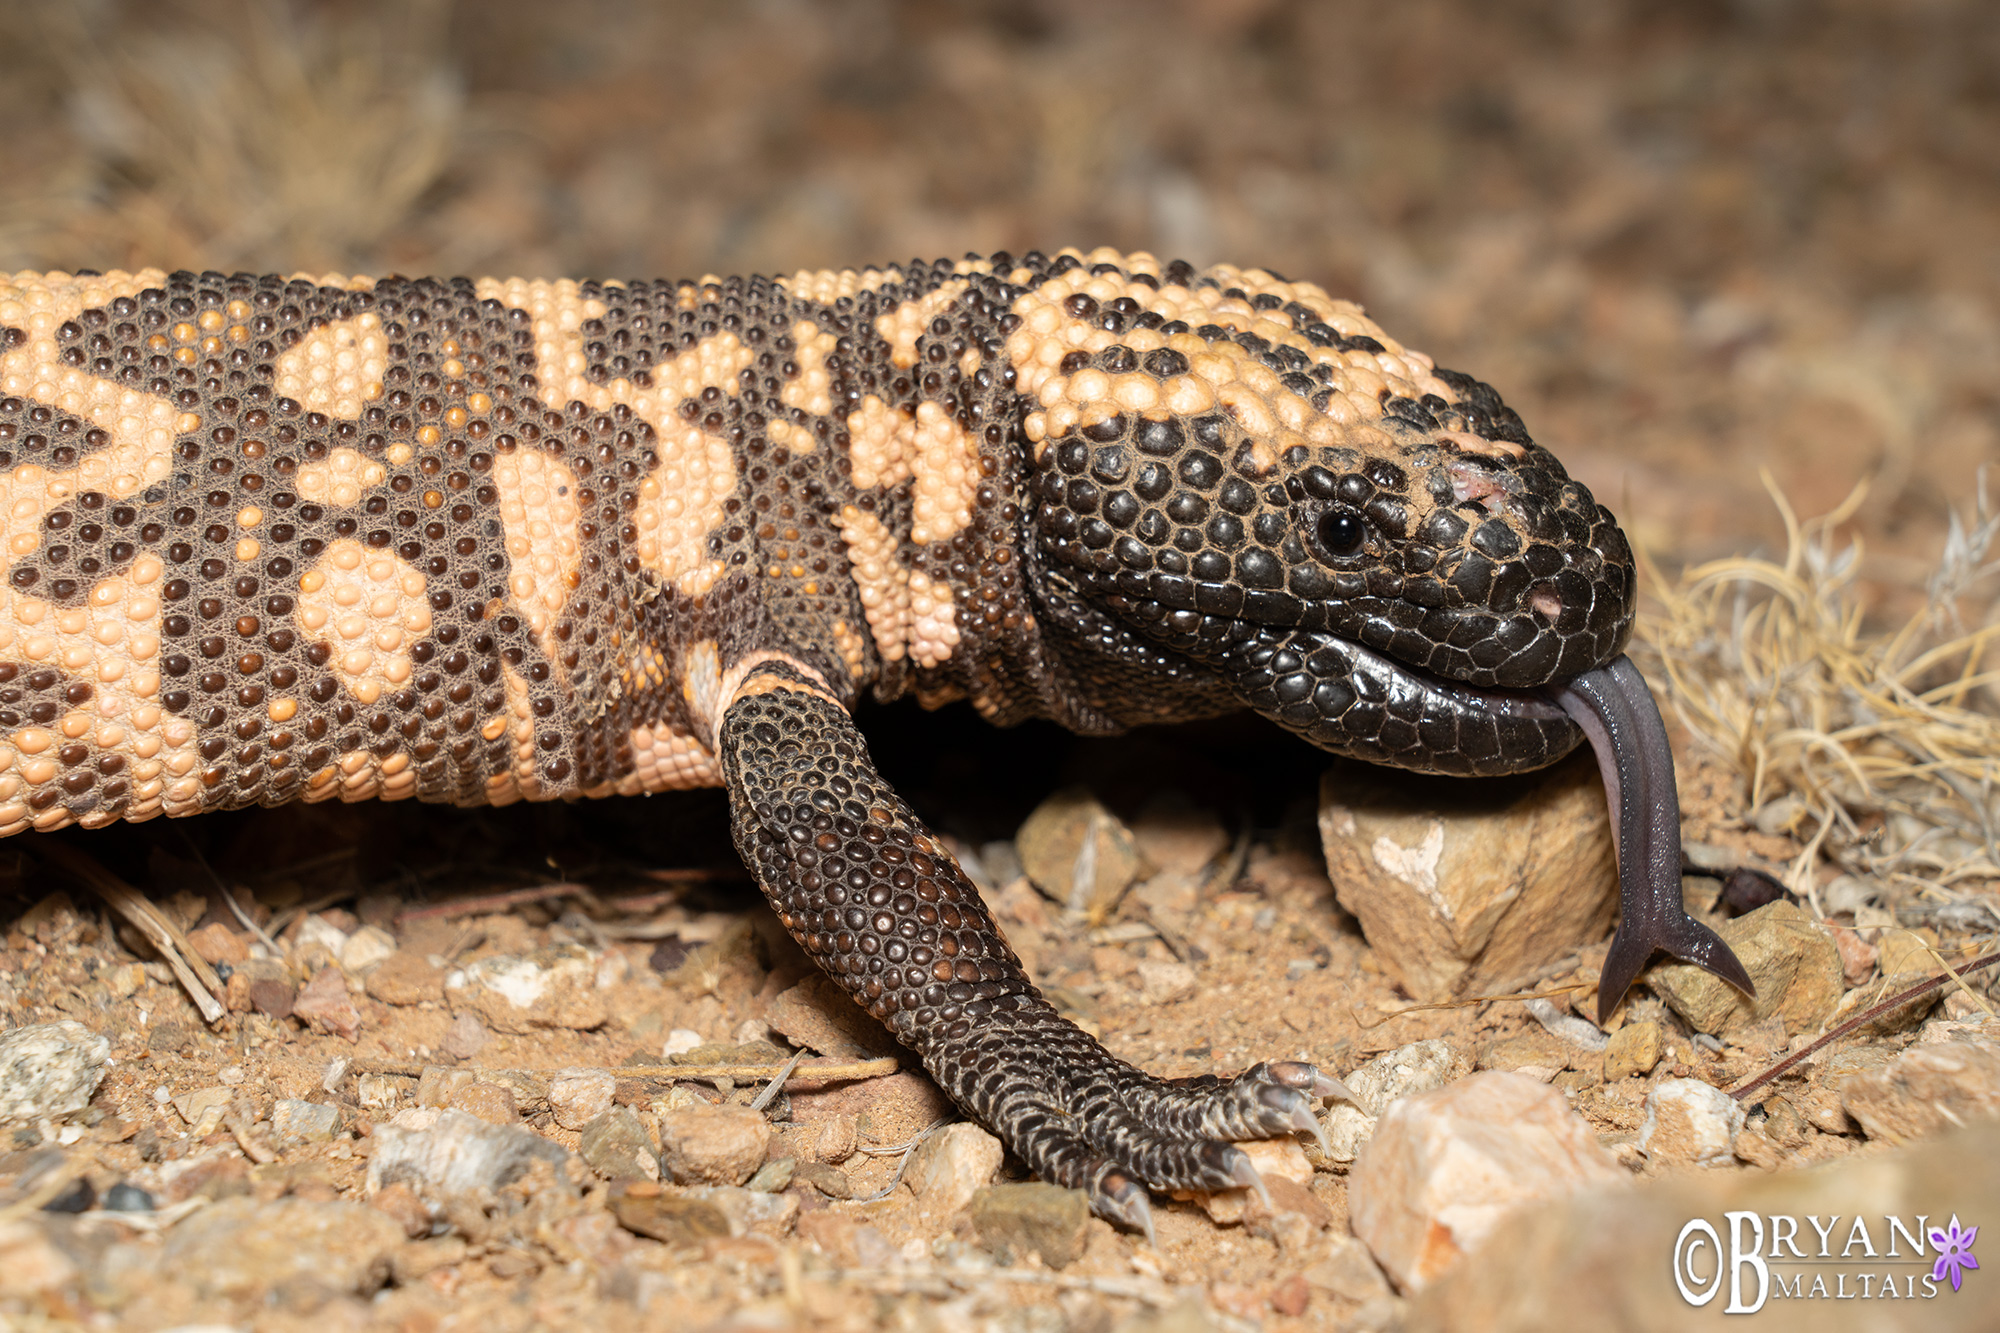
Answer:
[1408,1118,2000,1333]
[907,1121,1003,1216]
[765,974,897,1061]
[1176,1137,1314,1224]
[1349,1070,1625,1292]
[294,966,363,1040]
[547,1068,617,1131]
[447,1081,519,1125]
[1647,899,1840,1036]
[1016,786,1149,922]
[1129,792,1231,877]
[1136,959,1198,1005]
[1601,1020,1663,1081]
[161,1197,405,1300]
[658,1103,771,1186]
[444,943,607,1033]
[1320,1038,1469,1163]
[186,921,250,965]
[969,1182,1092,1269]
[365,951,445,1006]
[1839,1041,2000,1145]
[1318,752,1616,1002]
[1638,1077,1744,1167]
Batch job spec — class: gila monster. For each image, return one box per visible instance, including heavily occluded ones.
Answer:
[0,247,1749,1234]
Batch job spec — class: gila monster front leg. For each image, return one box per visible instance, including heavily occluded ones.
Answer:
[718,664,1338,1236]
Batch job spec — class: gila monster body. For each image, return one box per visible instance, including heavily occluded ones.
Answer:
[0,247,1749,1233]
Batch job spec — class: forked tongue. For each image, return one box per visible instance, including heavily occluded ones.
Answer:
[1549,654,1755,1023]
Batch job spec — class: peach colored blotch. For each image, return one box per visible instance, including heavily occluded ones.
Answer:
[0,271,206,831]
[476,278,743,599]
[492,449,583,656]
[272,313,388,419]
[295,540,432,708]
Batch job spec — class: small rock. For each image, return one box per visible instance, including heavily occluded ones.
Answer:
[367,1108,574,1202]
[658,1102,771,1186]
[340,924,398,972]
[1135,959,1198,1005]
[161,1197,403,1300]
[1478,1029,1573,1074]
[102,1182,153,1212]
[1303,1237,1395,1304]
[1647,900,1841,1036]
[907,1121,1003,1215]
[416,1065,473,1108]
[355,1073,405,1112]
[610,1180,799,1243]
[444,943,608,1033]
[369,1180,431,1238]
[222,955,295,1015]
[447,1081,518,1125]
[1319,753,1616,1002]
[793,1160,853,1199]
[1129,793,1231,877]
[746,1155,795,1192]
[765,975,897,1061]
[186,921,250,965]
[441,1011,488,1060]
[1600,1020,1662,1081]
[270,1098,342,1146]
[1830,925,1878,984]
[1349,1070,1625,1292]
[0,1021,110,1123]
[1179,1137,1314,1225]
[1838,1041,2000,1145]
[968,1182,1091,1268]
[1016,786,1148,921]
[548,1068,616,1131]
[1732,1127,1785,1170]
[1638,1077,1744,1167]
[579,1105,661,1182]
[294,966,363,1040]
[1320,1038,1467,1162]
[805,1112,858,1164]
[172,1085,233,1130]
[365,951,445,1006]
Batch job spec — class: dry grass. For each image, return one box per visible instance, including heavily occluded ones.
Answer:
[1640,471,2000,929]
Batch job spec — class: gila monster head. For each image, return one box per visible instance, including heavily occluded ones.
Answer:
[1012,253,1631,776]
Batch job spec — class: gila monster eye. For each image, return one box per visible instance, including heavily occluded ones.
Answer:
[1314,507,1367,558]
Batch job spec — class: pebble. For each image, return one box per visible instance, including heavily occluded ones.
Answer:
[366,1108,574,1202]
[102,1182,153,1212]
[1320,1038,1467,1162]
[764,975,896,1061]
[1135,959,1198,1005]
[907,1121,1003,1216]
[1016,786,1147,921]
[1319,754,1615,1002]
[293,966,362,1040]
[339,924,399,972]
[968,1182,1092,1268]
[447,1081,519,1125]
[364,951,445,1006]
[610,1180,798,1243]
[1128,792,1231,877]
[160,1197,404,1300]
[270,1098,342,1146]
[186,921,249,965]
[1349,1070,1626,1292]
[547,1068,616,1130]
[657,1102,771,1186]
[441,1011,488,1060]
[1303,1236,1395,1304]
[0,1021,110,1124]
[1638,1077,1744,1167]
[1600,1020,1663,1081]
[1408,1114,2000,1331]
[221,955,294,1016]
[579,1105,660,1182]
[1177,1137,1315,1225]
[1838,1041,2000,1145]
[1647,900,1841,1036]
[444,943,608,1033]
[172,1085,233,1131]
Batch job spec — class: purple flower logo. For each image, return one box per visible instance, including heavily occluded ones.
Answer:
[1930,1215,1980,1293]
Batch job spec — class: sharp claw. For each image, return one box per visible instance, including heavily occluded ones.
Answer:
[1091,1169,1157,1248]
[1222,1146,1270,1210]
[1269,1060,1357,1104]
[1289,1101,1331,1155]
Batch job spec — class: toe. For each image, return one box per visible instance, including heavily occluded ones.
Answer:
[1090,1167,1158,1246]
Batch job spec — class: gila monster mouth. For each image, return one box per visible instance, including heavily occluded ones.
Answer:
[1236,629,1755,1021]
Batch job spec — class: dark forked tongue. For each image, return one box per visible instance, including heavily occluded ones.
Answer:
[1550,655,1755,1024]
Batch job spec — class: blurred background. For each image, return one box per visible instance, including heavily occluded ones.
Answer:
[0,0,1994,576]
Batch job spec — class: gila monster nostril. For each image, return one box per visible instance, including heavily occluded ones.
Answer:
[1529,585,1562,620]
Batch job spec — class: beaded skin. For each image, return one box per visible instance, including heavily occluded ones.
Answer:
[0,248,1633,1228]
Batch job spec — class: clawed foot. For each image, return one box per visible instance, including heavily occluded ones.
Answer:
[912,1002,1354,1240]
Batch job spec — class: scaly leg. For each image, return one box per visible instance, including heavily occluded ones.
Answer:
[718,665,1341,1236]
